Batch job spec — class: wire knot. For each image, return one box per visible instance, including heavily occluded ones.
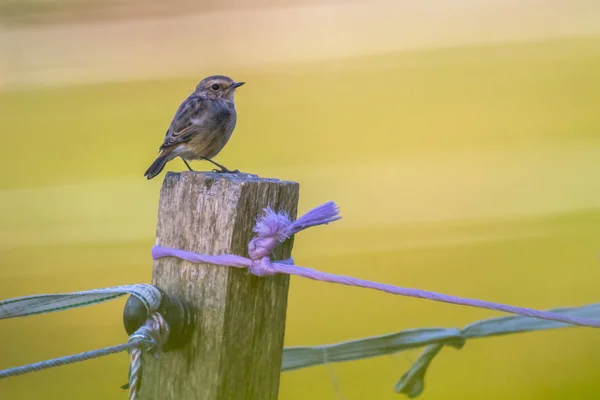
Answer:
[128,312,169,352]
[127,312,170,400]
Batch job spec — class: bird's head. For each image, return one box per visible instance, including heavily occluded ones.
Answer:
[195,75,245,101]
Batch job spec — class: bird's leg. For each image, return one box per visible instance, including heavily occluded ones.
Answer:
[182,158,194,171]
[202,157,239,173]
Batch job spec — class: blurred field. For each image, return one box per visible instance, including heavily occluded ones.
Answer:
[1,34,600,399]
[0,0,350,24]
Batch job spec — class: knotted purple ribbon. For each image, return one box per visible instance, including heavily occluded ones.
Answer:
[152,201,600,328]
[152,201,341,277]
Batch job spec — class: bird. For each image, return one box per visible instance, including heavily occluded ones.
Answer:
[144,75,245,180]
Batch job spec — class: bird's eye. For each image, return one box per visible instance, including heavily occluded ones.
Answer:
[211,84,220,91]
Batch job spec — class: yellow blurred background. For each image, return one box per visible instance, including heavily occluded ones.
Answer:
[1,0,600,399]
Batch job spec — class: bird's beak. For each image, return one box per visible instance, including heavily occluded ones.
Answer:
[232,81,245,89]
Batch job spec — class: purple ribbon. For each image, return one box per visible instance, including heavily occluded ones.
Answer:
[152,201,600,328]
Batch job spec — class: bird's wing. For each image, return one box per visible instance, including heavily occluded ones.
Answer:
[159,95,208,150]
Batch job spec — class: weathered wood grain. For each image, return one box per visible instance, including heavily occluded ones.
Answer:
[139,171,299,400]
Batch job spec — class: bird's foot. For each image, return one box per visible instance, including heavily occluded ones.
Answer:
[213,168,240,174]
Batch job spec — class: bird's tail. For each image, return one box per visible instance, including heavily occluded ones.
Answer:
[144,151,170,180]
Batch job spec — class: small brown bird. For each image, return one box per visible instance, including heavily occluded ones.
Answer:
[144,75,244,179]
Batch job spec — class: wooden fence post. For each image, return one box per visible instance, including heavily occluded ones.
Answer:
[139,171,299,400]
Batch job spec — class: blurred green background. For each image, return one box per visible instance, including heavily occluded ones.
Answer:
[1,1,600,399]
